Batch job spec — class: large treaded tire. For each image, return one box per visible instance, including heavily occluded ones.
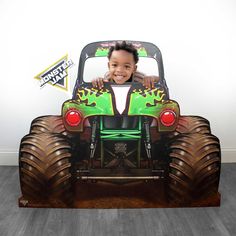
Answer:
[167,133,221,205]
[19,133,74,207]
[30,115,71,137]
[167,116,211,139]
[176,116,211,134]
[153,116,211,161]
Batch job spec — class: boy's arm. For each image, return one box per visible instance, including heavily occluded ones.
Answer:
[134,71,160,89]
[92,77,104,89]
[91,72,110,89]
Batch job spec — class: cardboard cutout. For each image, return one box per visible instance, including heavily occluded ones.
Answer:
[19,41,221,208]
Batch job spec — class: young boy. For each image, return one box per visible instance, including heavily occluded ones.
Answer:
[92,41,159,89]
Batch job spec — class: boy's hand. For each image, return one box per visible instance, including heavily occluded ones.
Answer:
[92,77,107,89]
[143,76,159,89]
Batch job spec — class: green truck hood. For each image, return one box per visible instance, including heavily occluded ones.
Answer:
[62,83,179,131]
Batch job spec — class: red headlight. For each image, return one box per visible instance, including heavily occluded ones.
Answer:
[65,110,82,127]
[160,110,176,127]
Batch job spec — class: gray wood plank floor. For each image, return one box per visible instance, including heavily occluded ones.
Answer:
[0,163,235,236]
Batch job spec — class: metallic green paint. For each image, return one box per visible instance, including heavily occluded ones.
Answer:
[62,84,180,133]
[128,88,166,116]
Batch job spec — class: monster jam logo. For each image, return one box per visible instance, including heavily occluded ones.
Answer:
[35,54,73,91]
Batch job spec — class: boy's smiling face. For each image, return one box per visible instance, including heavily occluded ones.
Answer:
[108,50,137,84]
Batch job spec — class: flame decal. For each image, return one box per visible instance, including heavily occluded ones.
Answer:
[128,87,166,116]
[132,88,165,107]
[77,87,110,107]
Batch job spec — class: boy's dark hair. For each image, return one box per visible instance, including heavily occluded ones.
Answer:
[108,41,139,64]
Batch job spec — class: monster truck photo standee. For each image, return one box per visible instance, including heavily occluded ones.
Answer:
[18,41,221,208]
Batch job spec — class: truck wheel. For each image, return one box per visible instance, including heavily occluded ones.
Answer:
[19,133,74,207]
[177,116,211,134]
[167,116,211,139]
[167,133,221,205]
[30,115,70,136]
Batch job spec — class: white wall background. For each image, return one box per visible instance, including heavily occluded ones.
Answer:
[0,0,236,165]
